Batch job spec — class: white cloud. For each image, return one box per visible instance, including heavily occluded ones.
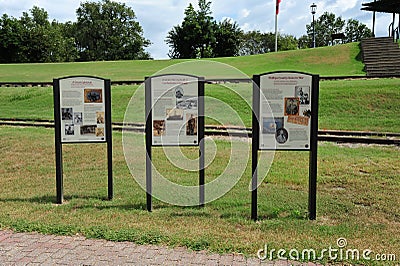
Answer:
[328,0,359,12]
[240,8,250,18]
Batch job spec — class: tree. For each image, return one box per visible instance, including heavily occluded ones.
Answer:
[297,34,311,49]
[75,0,151,61]
[239,31,275,55]
[0,6,78,63]
[306,12,345,47]
[16,6,77,63]
[166,0,242,59]
[49,21,79,62]
[345,19,372,43]
[166,4,201,59]
[239,31,297,56]
[166,1,216,59]
[0,14,24,63]
[196,0,216,58]
[213,19,243,57]
[304,12,372,48]
[279,34,298,51]
[19,6,53,62]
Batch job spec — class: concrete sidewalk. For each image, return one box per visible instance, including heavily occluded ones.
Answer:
[0,230,320,265]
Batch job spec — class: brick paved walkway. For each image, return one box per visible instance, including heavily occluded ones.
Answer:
[0,230,321,265]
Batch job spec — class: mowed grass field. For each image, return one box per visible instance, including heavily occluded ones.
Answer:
[0,43,399,264]
[0,43,364,82]
[0,126,399,265]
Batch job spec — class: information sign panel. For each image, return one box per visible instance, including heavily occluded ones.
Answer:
[145,74,205,211]
[258,72,313,150]
[53,76,112,204]
[150,75,200,146]
[252,71,319,221]
[58,77,107,143]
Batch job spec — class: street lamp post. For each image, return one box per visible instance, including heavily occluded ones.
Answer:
[310,3,317,48]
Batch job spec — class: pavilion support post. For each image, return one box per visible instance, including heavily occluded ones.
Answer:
[393,13,396,39]
[372,0,376,37]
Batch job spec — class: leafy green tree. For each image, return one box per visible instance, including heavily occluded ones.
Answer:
[49,21,79,62]
[166,3,201,59]
[166,1,216,59]
[19,6,53,62]
[196,0,216,58]
[166,0,242,59]
[239,31,275,55]
[345,19,372,43]
[213,19,243,57]
[75,0,151,61]
[0,6,78,63]
[304,12,372,48]
[239,31,297,55]
[0,14,24,63]
[306,12,345,47]
[297,34,311,49]
[279,34,298,51]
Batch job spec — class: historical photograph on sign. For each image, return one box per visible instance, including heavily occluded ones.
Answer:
[96,111,105,124]
[262,117,284,134]
[287,116,310,126]
[284,97,300,116]
[275,128,289,144]
[84,89,103,103]
[80,125,97,135]
[65,124,75,135]
[95,127,104,137]
[74,112,83,125]
[295,86,310,105]
[62,108,73,120]
[176,96,198,110]
[153,120,166,136]
[166,108,184,121]
[186,114,197,135]
[174,86,184,104]
[303,109,311,117]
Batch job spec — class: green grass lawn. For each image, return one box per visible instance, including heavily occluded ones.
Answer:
[0,43,364,82]
[0,43,399,265]
[0,126,398,264]
[1,78,399,133]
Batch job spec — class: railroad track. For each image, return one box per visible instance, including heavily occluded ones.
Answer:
[1,118,399,146]
[1,76,400,88]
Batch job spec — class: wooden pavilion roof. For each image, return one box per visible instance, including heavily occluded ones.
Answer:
[362,0,400,14]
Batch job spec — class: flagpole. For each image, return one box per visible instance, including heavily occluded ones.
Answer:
[275,0,280,52]
[275,11,278,52]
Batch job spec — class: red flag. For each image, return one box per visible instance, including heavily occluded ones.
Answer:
[276,0,281,15]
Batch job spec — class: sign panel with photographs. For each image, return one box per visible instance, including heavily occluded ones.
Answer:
[58,77,107,143]
[252,71,319,221]
[258,72,314,150]
[149,75,201,146]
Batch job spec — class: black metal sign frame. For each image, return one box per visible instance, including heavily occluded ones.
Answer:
[53,76,113,204]
[145,74,205,211]
[252,71,319,220]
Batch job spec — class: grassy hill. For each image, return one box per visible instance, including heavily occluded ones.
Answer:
[0,42,399,133]
[0,43,364,82]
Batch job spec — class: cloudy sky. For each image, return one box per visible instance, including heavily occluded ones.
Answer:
[0,0,394,59]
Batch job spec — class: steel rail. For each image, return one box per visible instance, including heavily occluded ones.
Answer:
[1,75,400,88]
[1,119,398,146]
